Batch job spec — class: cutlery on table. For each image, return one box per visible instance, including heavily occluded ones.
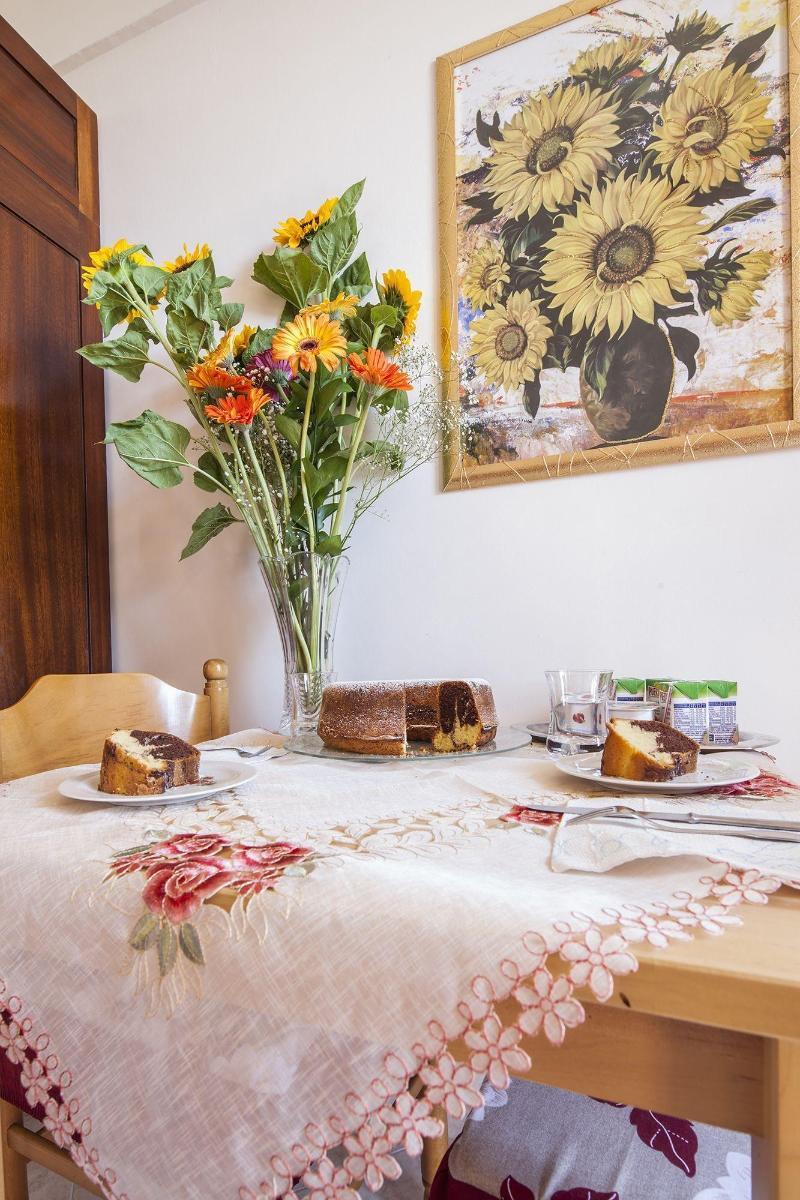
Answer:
[562,803,800,843]
[201,745,283,759]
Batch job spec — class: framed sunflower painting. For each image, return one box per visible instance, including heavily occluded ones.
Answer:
[437,0,799,487]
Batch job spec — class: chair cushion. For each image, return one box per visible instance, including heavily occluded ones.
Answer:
[431,1080,750,1200]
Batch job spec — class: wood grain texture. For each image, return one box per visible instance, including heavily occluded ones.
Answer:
[0,1101,28,1200]
[0,19,110,706]
[436,0,800,489]
[0,663,230,780]
[752,1037,800,1199]
[6,1121,101,1197]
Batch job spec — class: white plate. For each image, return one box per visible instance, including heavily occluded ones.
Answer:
[58,756,257,805]
[700,731,779,753]
[552,751,760,794]
[285,726,531,763]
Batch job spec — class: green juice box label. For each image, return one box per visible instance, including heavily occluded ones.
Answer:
[707,680,739,745]
[669,680,709,743]
[613,677,646,703]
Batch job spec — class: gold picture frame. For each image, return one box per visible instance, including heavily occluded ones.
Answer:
[437,0,800,489]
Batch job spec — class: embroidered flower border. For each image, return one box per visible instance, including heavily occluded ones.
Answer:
[237,866,794,1200]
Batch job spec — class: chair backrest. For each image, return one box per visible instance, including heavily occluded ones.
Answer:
[0,659,229,781]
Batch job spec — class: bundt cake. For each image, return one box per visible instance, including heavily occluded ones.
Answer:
[601,718,699,782]
[318,679,498,756]
[99,730,201,795]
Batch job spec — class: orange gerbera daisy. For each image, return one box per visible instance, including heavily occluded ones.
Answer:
[204,388,270,426]
[348,348,413,393]
[301,292,360,319]
[271,312,347,373]
[186,363,251,393]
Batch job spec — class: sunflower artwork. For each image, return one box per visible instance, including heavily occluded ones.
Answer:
[439,0,795,485]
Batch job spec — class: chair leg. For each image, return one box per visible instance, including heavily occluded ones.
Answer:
[420,1106,449,1199]
[0,1101,29,1200]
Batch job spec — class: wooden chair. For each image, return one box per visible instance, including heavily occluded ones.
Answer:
[0,658,230,1199]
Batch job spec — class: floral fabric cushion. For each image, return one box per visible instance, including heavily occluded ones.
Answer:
[431,1080,750,1200]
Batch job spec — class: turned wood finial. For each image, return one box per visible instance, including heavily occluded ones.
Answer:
[203,658,228,682]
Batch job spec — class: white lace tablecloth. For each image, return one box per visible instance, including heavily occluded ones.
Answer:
[0,733,796,1200]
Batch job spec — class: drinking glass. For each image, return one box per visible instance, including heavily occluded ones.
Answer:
[545,669,613,757]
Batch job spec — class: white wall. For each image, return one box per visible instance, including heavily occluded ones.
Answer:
[49,0,800,767]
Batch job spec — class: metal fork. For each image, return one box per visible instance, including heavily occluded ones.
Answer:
[566,804,800,844]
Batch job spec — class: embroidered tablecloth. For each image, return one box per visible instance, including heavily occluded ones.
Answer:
[0,734,796,1200]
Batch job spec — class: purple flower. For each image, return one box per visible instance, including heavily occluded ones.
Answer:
[249,350,295,384]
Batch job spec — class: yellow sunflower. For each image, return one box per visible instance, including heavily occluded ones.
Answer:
[469,290,550,392]
[462,242,510,310]
[81,238,150,292]
[301,292,361,319]
[271,312,348,373]
[652,64,773,192]
[571,34,653,86]
[709,250,771,325]
[232,324,258,354]
[162,243,211,273]
[378,269,422,342]
[485,83,620,220]
[274,197,339,248]
[202,328,236,368]
[541,172,705,337]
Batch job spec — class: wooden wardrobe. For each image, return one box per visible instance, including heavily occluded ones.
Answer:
[0,16,110,709]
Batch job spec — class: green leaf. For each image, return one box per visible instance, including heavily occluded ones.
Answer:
[333,251,372,299]
[523,377,541,420]
[132,264,168,302]
[369,304,400,331]
[332,179,365,218]
[309,212,358,279]
[104,409,191,488]
[333,411,358,427]
[193,450,230,493]
[724,25,774,70]
[215,301,244,330]
[179,503,240,560]
[78,329,151,382]
[157,922,178,977]
[179,922,205,965]
[476,110,501,148]
[315,533,343,556]
[129,912,159,951]
[166,306,209,362]
[316,376,347,417]
[252,247,329,308]
[312,454,349,495]
[242,327,277,361]
[464,191,497,227]
[706,197,776,233]
[274,413,302,450]
[166,256,219,323]
[667,323,700,382]
[583,337,617,401]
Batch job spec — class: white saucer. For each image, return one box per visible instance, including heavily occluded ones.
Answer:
[58,756,256,805]
[552,751,759,795]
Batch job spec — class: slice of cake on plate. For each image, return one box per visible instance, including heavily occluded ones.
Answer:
[601,718,699,782]
[99,730,200,795]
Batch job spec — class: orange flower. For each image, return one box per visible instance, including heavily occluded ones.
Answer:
[186,363,251,393]
[348,347,413,393]
[271,312,348,374]
[204,388,270,426]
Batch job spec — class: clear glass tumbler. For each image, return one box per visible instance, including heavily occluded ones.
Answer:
[545,669,613,757]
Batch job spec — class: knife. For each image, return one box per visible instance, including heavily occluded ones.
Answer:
[518,802,800,835]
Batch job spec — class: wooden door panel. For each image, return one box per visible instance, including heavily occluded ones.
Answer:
[0,206,90,703]
[0,44,77,202]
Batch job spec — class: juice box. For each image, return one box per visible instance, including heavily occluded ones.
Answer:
[707,680,739,744]
[645,678,673,712]
[668,680,709,743]
[613,677,646,703]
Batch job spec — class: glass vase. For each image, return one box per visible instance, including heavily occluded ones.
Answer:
[259,552,349,735]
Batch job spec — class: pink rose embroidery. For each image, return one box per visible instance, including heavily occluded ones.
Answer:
[560,927,637,1002]
[502,806,562,828]
[464,1014,531,1089]
[142,855,237,924]
[515,968,584,1045]
[153,832,232,858]
[230,841,313,895]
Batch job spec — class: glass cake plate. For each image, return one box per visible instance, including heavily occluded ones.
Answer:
[285,725,532,763]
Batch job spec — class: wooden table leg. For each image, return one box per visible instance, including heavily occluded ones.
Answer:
[0,1101,28,1200]
[421,1107,449,1200]
[752,1038,800,1199]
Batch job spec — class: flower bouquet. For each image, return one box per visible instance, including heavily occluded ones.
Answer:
[461,12,782,443]
[79,181,448,730]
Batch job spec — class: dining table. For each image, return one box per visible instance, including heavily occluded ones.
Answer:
[0,730,798,1200]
